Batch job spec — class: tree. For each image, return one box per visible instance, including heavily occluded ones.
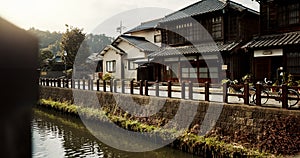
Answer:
[60,24,86,68]
[39,49,54,69]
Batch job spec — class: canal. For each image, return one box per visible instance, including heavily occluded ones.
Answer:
[32,107,200,158]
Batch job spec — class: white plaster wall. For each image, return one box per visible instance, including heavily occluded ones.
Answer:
[118,41,146,80]
[102,49,121,79]
[131,30,161,46]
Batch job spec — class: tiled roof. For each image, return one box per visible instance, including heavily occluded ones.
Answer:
[125,18,161,34]
[148,41,240,57]
[160,0,258,23]
[120,35,160,52]
[243,32,300,49]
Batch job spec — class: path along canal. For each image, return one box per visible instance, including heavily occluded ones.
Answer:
[31,107,200,158]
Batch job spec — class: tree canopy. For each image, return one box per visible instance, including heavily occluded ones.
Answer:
[60,25,86,68]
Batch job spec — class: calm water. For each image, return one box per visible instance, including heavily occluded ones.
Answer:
[31,107,199,158]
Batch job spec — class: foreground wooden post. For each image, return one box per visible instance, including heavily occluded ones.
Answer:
[181,81,185,99]
[282,84,288,109]
[168,81,172,98]
[244,82,249,105]
[139,80,143,95]
[205,81,209,101]
[223,83,228,103]
[155,80,159,97]
[130,79,134,94]
[189,81,193,100]
[255,83,262,106]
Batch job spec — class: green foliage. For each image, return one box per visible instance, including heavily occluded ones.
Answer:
[102,73,113,80]
[28,27,112,70]
[60,25,87,68]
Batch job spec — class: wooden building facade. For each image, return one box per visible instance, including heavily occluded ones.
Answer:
[146,0,259,83]
[245,0,300,81]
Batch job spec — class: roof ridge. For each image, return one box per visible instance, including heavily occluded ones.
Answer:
[141,18,162,25]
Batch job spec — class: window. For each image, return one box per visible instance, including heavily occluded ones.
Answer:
[199,67,219,79]
[287,52,300,75]
[278,3,300,26]
[212,16,222,39]
[181,67,197,78]
[199,67,208,78]
[106,60,116,72]
[289,3,299,24]
[128,60,138,70]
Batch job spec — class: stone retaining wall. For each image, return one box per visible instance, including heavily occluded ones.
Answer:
[39,86,300,155]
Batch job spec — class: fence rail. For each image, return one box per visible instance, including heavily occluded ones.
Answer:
[39,78,300,109]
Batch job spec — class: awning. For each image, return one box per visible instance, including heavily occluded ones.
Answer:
[148,41,241,57]
[243,31,300,49]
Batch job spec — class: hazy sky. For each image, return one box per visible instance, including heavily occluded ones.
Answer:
[0,0,259,37]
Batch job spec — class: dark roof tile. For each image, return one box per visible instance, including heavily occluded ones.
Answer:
[243,32,300,49]
[149,41,240,57]
[120,35,160,52]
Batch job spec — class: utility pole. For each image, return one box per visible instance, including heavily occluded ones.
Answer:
[116,21,126,35]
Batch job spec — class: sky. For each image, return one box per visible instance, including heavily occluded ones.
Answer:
[0,0,259,38]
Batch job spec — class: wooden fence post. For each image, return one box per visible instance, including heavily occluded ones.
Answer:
[244,82,249,105]
[282,84,288,109]
[97,79,100,91]
[87,79,91,90]
[103,80,106,92]
[139,80,143,95]
[90,79,94,90]
[145,80,149,96]
[155,80,159,97]
[189,81,193,100]
[77,79,80,89]
[50,78,53,87]
[46,78,49,87]
[223,83,228,103]
[82,79,85,90]
[130,79,134,94]
[113,79,117,93]
[181,81,185,99]
[71,79,75,89]
[168,81,172,98]
[121,80,125,93]
[57,79,61,87]
[255,83,262,106]
[110,79,113,92]
[205,81,209,101]
[67,79,72,88]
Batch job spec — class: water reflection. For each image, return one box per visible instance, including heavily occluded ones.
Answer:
[32,107,199,158]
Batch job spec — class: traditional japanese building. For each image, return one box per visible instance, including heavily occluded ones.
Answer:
[143,0,259,83]
[244,0,300,81]
[100,35,160,80]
